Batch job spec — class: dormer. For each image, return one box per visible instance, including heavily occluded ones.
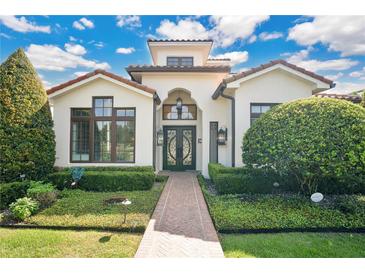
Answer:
[147,39,213,66]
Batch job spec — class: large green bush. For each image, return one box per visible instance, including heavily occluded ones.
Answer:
[242,98,365,194]
[0,181,32,209]
[59,166,154,172]
[0,49,56,182]
[49,171,155,191]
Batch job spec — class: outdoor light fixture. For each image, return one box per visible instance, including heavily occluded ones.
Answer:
[176,97,183,111]
[157,129,164,146]
[217,127,227,145]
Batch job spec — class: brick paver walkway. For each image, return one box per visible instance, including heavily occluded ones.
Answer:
[135,172,224,257]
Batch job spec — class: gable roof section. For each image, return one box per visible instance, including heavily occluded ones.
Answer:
[47,69,157,98]
[314,93,362,104]
[212,59,334,99]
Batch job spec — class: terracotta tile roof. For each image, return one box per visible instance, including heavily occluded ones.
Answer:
[314,93,362,103]
[148,39,213,43]
[126,65,231,73]
[224,59,334,85]
[212,59,334,99]
[47,69,156,96]
[207,58,231,61]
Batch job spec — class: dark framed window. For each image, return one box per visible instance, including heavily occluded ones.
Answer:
[162,104,197,120]
[250,103,279,125]
[70,108,91,162]
[167,57,194,66]
[70,97,136,163]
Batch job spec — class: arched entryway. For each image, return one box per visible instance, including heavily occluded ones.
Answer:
[156,88,202,171]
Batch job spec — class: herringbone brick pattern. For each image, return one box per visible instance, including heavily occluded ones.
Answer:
[135,172,224,258]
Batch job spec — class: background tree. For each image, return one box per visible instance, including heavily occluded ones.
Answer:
[242,98,365,194]
[0,48,55,182]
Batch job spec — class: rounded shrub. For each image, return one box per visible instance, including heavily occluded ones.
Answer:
[242,97,365,194]
[9,197,39,221]
[0,48,56,182]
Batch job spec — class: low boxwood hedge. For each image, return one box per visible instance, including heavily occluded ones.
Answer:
[48,171,155,191]
[0,181,32,209]
[57,166,154,172]
[208,163,288,194]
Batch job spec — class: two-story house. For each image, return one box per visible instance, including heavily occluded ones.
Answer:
[47,39,334,176]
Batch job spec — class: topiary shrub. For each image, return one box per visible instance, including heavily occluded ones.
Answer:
[242,98,365,194]
[0,48,56,182]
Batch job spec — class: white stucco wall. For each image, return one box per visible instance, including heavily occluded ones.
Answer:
[141,72,230,176]
[234,69,318,166]
[50,77,154,167]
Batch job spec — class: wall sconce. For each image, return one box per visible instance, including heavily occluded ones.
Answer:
[157,129,163,146]
[217,127,227,145]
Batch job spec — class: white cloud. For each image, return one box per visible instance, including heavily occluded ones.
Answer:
[72,21,85,30]
[38,74,53,89]
[258,31,283,41]
[0,32,12,39]
[64,43,87,55]
[116,16,141,28]
[349,71,364,78]
[156,18,209,40]
[116,47,135,54]
[210,51,249,66]
[73,17,94,30]
[286,47,358,72]
[0,15,51,33]
[94,42,105,49]
[26,44,110,71]
[74,71,89,77]
[155,16,269,48]
[247,35,257,44]
[288,16,365,57]
[324,72,344,81]
[79,17,94,29]
[209,16,269,47]
[325,81,365,94]
[69,36,77,42]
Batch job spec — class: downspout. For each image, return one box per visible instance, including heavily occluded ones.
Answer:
[152,94,157,171]
[221,92,235,167]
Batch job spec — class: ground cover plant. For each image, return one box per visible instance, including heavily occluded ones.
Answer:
[221,233,365,258]
[0,228,141,258]
[25,183,164,232]
[199,176,365,232]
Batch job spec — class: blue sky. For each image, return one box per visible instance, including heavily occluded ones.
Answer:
[1,15,365,93]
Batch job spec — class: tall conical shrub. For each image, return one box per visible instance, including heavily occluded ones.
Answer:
[0,48,55,182]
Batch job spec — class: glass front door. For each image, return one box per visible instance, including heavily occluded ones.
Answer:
[163,126,196,171]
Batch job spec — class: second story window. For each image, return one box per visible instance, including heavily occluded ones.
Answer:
[250,103,279,125]
[167,57,194,66]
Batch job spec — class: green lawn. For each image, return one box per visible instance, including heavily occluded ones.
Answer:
[26,183,164,231]
[221,233,365,258]
[0,228,141,258]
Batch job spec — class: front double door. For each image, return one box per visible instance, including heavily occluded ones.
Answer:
[163,126,196,171]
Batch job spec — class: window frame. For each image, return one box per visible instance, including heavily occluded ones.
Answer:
[250,103,279,126]
[167,56,194,66]
[70,108,92,163]
[162,104,197,120]
[70,97,136,163]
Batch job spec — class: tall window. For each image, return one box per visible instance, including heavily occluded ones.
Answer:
[70,97,136,163]
[167,57,194,66]
[250,103,279,125]
[71,109,90,162]
[163,104,197,120]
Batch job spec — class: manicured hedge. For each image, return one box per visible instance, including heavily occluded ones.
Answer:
[242,98,365,194]
[58,166,154,172]
[49,171,155,191]
[208,163,287,194]
[0,181,31,209]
